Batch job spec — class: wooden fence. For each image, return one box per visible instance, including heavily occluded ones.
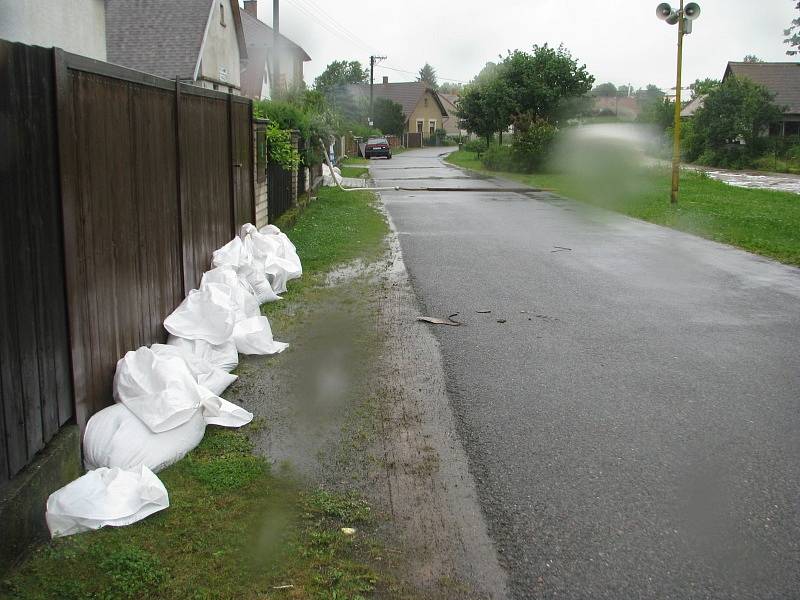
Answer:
[0,41,255,484]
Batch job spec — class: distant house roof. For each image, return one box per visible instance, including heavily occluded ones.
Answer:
[106,0,246,81]
[680,94,705,118]
[240,10,311,61]
[439,93,459,116]
[724,62,800,114]
[346,81,447,120]
[592,96,641,119]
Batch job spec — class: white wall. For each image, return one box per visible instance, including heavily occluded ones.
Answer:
[199,0,241,88]
[0,0,106,60]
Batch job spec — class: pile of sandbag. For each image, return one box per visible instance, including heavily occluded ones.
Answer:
[322,163,342,187]
[45,224,302,538]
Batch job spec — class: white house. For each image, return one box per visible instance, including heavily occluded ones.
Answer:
[0,0,107,61]
[105,0,247,94]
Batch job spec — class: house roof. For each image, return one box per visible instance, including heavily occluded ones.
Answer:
[724,62,800,114]
[240,11,311,62]
[346,81,448,120]
[106,0,246,81]
[438,93,459,116]
[680,94,705,118]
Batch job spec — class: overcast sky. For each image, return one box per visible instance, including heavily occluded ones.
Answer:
[249,0,797,92]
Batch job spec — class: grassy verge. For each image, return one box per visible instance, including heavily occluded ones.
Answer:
[3,186,392,600]
[340,165,369,179]
[446,150,800,266]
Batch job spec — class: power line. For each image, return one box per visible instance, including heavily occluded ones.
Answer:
[283,0,377,54]
[294,0,378,51]
[377,64,466,84]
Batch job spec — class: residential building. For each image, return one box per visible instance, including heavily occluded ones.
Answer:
[439,92,467,136]
[723,62,800,136]
[105,0,247,94]
[0,0,107,60]
[347,77,448,135]
[240,0,311,99]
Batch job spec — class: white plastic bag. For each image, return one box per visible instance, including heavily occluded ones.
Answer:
[163,285,236,345]
[212,237,280,304]
[200,267,260,323]
[233,316,289,355]
[150,343,237,396]
[113,347,216,433]
[46,465,169,538]
[166,335,238,373]
[84,404,205,473]
[201,395,253,427]
[240,224,297,294]
[258,224,302,279]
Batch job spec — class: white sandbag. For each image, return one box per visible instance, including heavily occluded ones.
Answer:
[46,465,168,538]
[166,335,238,373]
[233,316,289,355]
[201,395,253,428]
[114,347,212,433]
[151,343,237,396]
[84,404,205,473]
[322,163,342,187]
[212,237,281,304]
[200,267,260,322]
[163,285,236,345]
[258,224,302,279]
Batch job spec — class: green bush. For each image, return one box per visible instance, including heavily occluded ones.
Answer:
[511,119,557,172]
[463,138,488,154]
[481,144,516,171]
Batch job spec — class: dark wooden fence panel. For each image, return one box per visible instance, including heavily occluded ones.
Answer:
[180,91,234,290]
[0,42,73,483]
[1,43,257,472]
[231,99,255,230]
[267,162,293,222]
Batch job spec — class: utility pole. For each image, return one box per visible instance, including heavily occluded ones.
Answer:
[670,0,685,205]
[369,55,386,126]
[272,0,280,98]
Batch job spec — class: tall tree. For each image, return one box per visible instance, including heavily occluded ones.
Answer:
[690,78,720,98]
[439,81,463,95]
[417,63,439,89]
[372,98,406,136]
[313,60,368,94]
[617,84,632,97]
[592,82,617,97]
[635,84,665,106]
[785,2,800,55]
[743,54,764,63]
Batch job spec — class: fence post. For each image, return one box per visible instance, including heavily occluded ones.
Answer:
[253,117,269,228]
[227,93,237,238]
[290,129,300,207]
[174,78,186,297]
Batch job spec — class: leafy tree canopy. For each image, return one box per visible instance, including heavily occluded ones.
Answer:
[372,98,406,137]
[617,84,633,97]
[691,76,782,151]
[592,82,617,97]
[743,54,764,63]
[313,60,368,94]
[439,81,463,95]
[690,78,720,98]
[786,2,800,55]
[417,63,439,89]
[635,84,665,106]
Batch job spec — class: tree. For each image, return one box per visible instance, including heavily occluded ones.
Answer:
[785,2,800,55]
[417,63,438,89]
[457,80,510,145]
[617,84,632,97]
[635,84,665,105]
[592,82,617,97]
[689,78,720,98]
[439,81,463,95]
[687,76,783,163]
[637,98,675,131]
[743,54,764,63]
[313,60,368,94]
[372,98,406,136]
[499,44,594,123]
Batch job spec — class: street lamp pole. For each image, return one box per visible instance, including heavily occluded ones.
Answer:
[656,1,700,205]
[670,0,685,204]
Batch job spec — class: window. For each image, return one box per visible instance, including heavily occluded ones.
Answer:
[429,120,436,135]
[219,3,226,26]
[416,120,424,133]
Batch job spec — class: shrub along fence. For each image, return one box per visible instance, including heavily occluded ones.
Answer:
[0,40,257,485]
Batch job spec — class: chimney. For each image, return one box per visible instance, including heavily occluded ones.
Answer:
[382,76,389,85]
[243,0,258,18]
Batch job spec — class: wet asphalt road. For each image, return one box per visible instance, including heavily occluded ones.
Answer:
[372,147,800,599]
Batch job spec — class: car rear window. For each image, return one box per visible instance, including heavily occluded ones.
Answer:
[368,138,388,144]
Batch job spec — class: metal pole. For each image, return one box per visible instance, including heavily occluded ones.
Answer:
[670,0,685,204]
[272,0,280,98]
[369,55,374,124]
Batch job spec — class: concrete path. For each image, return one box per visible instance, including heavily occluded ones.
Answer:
[372,147,800,599]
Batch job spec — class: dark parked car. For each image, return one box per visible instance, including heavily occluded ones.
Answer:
[364,137,392,159]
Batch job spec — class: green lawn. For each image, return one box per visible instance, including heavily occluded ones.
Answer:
[3,187,392,600]
[446,150,800,266]
[340,165,369,179]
